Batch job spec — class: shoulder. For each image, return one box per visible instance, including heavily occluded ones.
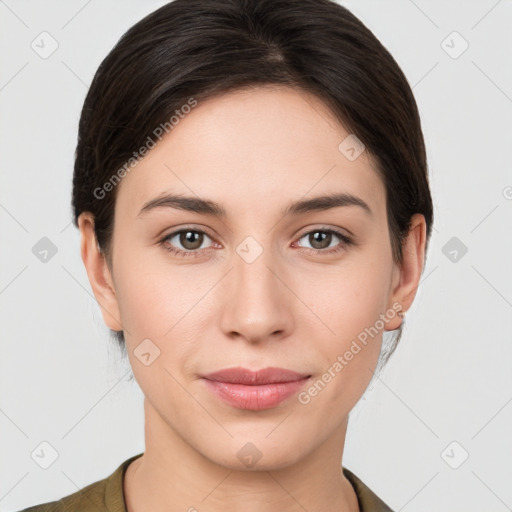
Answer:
[16,478,104,512]
[17,476,109,512]
[342,466,395,512]
[16,453,144,512]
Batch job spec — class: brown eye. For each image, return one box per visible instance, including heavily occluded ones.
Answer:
[162,228,215,257]
[178,230,204,250]
[295,228,353,255]
[308,231,333,250]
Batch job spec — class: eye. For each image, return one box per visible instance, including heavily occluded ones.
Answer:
[159,226,354,259]
[160,228,216,258]
[294,228,353,255]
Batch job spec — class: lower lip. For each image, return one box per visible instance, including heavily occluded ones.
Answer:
[202,377,311,411]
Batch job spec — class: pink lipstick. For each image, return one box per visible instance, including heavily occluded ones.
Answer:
[201,367,311,411]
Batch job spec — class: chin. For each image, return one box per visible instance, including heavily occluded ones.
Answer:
[203,438,307,472]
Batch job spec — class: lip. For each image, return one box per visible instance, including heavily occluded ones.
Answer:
[201,367,311,411]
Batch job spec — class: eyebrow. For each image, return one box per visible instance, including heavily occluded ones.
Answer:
[138,192,372,218]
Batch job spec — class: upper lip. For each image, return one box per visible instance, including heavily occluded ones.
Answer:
[201,367,311,385]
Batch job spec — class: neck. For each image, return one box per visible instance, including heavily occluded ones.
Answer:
[124,398,360,512]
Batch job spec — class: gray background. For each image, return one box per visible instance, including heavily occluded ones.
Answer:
[1,1,511,510]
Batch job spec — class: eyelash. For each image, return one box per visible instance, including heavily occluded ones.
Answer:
[159,226,353,259]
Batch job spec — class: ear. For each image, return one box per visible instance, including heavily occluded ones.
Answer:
[77,212,123,331]
[385,213,427,331]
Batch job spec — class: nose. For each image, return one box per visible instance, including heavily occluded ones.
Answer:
[219,244,293,345]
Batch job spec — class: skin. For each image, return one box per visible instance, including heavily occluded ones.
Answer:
[79,85,426,512]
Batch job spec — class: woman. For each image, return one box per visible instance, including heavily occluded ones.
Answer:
[21,0,433,510]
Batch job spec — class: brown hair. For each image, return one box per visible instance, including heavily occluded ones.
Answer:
[72,0,434,367]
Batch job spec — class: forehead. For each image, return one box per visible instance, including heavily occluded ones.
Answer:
[115,86,385,218]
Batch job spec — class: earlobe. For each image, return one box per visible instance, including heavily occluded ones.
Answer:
[385,213,427,331]
[77,212,123,331]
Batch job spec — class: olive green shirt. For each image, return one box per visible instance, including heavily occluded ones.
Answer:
[19,453,394,511]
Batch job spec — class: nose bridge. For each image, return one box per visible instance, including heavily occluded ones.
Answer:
[219,234,291,342]
[234,238,275,295]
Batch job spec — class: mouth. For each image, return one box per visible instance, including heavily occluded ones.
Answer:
[200,367,312,411]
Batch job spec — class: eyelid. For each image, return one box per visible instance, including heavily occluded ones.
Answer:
[160,225,217,248]
[295,224,352,240]
[160,224,216,242]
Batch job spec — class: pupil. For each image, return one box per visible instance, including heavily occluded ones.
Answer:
[181,231,202,250]
[311,231,330,249]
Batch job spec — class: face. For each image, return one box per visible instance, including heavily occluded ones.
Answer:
[83,86,418,470]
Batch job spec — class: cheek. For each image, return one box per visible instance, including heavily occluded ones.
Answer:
[294,281,385,415]
[297,256,391,336]
[112,243,187,332]
[112,251,221,374]
[114,262,202,394]
[292,258,391,390]
[114,242,391,346]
